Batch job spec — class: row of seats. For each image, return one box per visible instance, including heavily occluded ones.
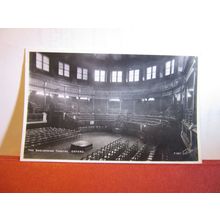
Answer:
[116,142,138,161]
[25,127,79,149]
[82,138,158,161]
[75,114,119,122]
[131,144,150,161]
[82,138,128,161]
[94,114,118,121]
[132,115,169,126]
[66,113,173,124]
[76,114,95,121]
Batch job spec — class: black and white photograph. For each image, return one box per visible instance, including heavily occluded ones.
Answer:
[21,51,199,163]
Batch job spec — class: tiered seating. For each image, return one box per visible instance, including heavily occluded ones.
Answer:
[132,115,168,126]
[95,114,118,122]
[77,114,94,121]
[25,127,79,149]
[116,142,138,161]
[76,113,173,126]
[131,144,149,161]
[82,138,128,161]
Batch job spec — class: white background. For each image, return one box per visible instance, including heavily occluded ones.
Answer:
[0,0,220,161]
[0,194,220,220]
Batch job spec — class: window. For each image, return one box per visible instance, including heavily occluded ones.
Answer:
[148,97,155,101]
[94,70,106,82]
[171,59,175,74]
[36,53,49,72]
[141,98,148,102]
[165,61,171,76]
[178,57,184,72]
[58,62,70,77]
[111,71,122,82]
[77,67,82,79]
[77,67,88,80]
[128,69,139,82]
[64,64,70,77]
[83,69,88,80]
[165,59,175,76]
[146,66,157,80]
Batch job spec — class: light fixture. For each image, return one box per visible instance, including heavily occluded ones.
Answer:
[148,97,155,101]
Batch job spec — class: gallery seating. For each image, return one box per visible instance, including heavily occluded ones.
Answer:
[116,142,138,161]
[82,138,129,161]
[131,115,170,126]
[131,144,149,161]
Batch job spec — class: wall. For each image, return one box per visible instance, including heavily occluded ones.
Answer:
[30,52,186,88]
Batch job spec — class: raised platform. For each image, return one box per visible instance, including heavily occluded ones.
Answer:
[69,140,93,153]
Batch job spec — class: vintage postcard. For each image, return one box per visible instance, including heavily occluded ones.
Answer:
[21,51,199,163]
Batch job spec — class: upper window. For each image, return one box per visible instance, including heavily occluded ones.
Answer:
[36,53,49,72]
[128,69,139,82]
[165,59,175,76]
[146,66,157,80]
[171,59,175,74]
[77,67,88,80]
[178,58,184,72]
[111,71,122,83]
[58,62,70,77]
[94,70,106,82]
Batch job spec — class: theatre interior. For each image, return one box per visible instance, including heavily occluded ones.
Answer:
[23,52,198,162]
